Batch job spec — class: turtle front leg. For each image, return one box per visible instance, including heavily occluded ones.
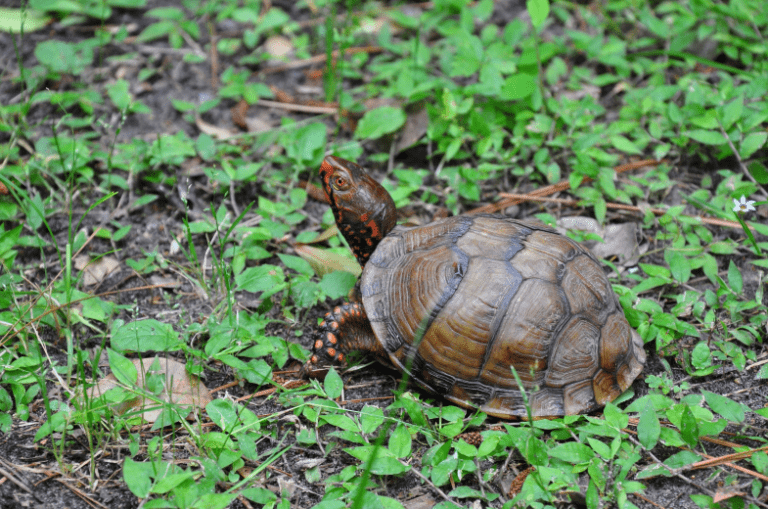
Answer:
[302,302,386,377]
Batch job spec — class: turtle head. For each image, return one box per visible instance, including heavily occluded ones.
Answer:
[319,156,396,266]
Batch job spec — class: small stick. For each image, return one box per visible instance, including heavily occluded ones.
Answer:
[257,46,383,74]
[498,193,754,230]
[468,159,664,214]
[255,99,338,114]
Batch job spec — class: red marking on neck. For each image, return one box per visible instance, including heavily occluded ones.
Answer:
[366,219,380,239]
[319,160,336,204]
[319,160,334,180]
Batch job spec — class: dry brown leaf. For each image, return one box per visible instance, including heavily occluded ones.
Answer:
[74,255,120,286]
[301,224,338,244]
[559,84,600,102]
[396,107,429,152]
[403,494,437,509]
[149,275,182,288]
[295,458,325,470]
[231,99,248,129]
[295,244,361,277]
[358,16,399,36]
[245,116,273,133]
[712,487,745,503]
[557,216,644,265]
[264,35,294,62]
[195,114,235,140]
[277,478,298,500]
[363,96,401,111]
[89,357,212,423]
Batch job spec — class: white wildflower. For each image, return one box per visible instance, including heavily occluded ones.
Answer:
[732,196,756,213]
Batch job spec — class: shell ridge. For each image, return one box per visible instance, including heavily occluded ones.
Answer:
[474,235,526,382]
[393,242,470,390]
[545,285,574,379]
[413,243,469,347]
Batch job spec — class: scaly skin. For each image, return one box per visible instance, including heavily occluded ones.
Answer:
[305,302,387,371]
[303,156,396,373]
[317,156,396,266]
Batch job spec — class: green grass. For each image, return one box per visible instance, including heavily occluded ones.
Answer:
[1,0,767,508]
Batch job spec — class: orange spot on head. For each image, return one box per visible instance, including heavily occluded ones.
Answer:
[327,333,337,345]
[327,348,336,358]
[319,160,334,181]
[366,219,380,239]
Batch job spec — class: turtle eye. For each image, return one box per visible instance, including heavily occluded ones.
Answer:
[332,175,347,190]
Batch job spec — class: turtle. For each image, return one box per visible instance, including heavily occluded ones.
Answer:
[304,155,645,418]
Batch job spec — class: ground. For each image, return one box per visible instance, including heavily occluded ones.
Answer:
[1,1,767,508]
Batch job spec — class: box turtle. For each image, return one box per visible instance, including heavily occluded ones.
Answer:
[306,156,645,418]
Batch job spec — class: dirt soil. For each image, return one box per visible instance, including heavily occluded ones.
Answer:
[1,1,767,509]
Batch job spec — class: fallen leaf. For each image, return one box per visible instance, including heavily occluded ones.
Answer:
[404,493,437,509]
[277,477,297,499]
[557,216,644,264]
[195,114,235,139]
[713,487,745,503]
[264,35,294,61]
[560,84,600,102]
[295,458,325,470]
[89,357,212,423]
[301,224,338,244]
[75,255,120,286]
[231,99,248,129]
[396,107,429,152]
[245,115,273,133]
[295,244,361,277]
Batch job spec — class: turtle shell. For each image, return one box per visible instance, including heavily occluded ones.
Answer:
[359,214,645,418]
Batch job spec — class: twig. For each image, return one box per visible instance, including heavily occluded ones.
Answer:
[236,380,309,402]
[296,2,474,28]
[339,396,394,406]
[690,445,768,477]
[55,477,109,509]
[0,461,36,497]
[497,192,755,230]
[467,159,665,214]
[1,282,177,348]
[209,380,241,394]
[630,492,670,509]
[624,434,718,500]
[624,424,768,507]
[397,456,456,505]
[298,179,330,204]
[257,46,383,74]
[746,357,768,370]
[255,99,338,114]
[208,21,219,90]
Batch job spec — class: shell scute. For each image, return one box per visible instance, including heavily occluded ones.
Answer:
[545,318,600,387]
[359,214,644,417]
